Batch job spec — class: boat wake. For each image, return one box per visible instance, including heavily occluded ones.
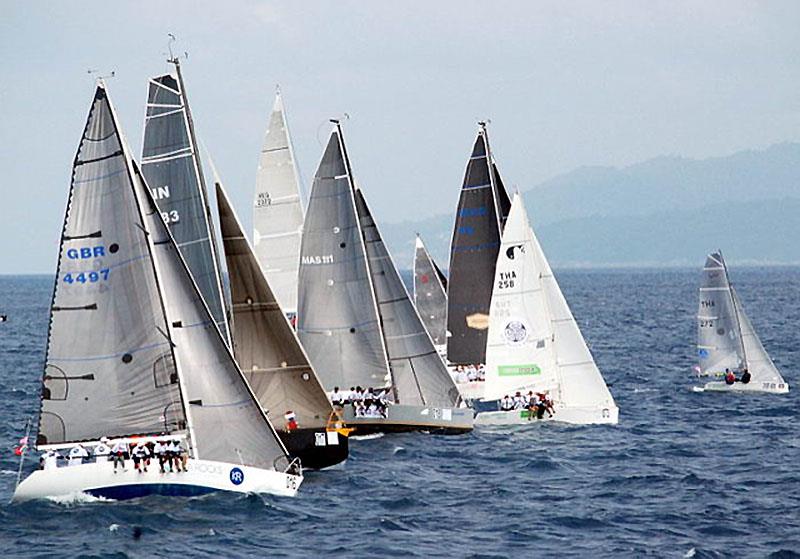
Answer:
[47,491,115,505]
[350,433,384,441]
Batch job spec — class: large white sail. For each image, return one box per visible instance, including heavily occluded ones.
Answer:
[732,287,787,388]
[253,90,305,315]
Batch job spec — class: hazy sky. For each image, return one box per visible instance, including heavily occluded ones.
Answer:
[2,1,799,273]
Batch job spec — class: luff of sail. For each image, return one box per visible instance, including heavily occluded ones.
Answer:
[141,61,230,345]
[413,235,448,346]
[253,90,305,315]
[355,190,460,408]
[215,174,332,430]
[696,252,745,375]
[447,123,511,365]
[38,85,186,447]
[297,127,390,391]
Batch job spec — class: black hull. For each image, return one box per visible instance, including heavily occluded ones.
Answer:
[278,428,349,470]
[348,422,472,436]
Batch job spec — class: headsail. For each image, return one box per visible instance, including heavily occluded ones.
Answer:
[38,85,185,446]
[253,90,305,315]
[141,60,230,345]
[355,191,460,407]
[413,235,448,346]
[447,123,511,365]
[696,251,744,375]
[732,288,787,387]
[215,173,332,430]
[297,127,390,391]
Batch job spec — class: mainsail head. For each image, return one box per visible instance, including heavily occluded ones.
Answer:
[413,235,448,346]
[253,90,305,315]
[39,85,185,447]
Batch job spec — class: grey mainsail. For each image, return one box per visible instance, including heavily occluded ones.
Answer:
[38,85,185,446]
[297,127,390,391]
[215,175,332,430]
[413,235,448,346]
[253,90,305,315]
[696,251,744,375]
[355,191,460,407]
[141,60,230,345]
[446,123,511,365]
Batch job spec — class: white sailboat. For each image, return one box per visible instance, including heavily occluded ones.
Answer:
[14,84,302,502]
[695,251,789,394]
[252,89,305,316]
[475,193,619,425]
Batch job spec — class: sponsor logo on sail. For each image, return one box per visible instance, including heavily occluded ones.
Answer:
[505,244,525,260]
[466,313,490,330]
[503,319,528,345]
[498,364,541,376]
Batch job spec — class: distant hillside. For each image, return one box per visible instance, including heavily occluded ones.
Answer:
[380,143,800,268]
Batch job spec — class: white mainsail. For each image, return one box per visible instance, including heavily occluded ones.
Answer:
[253,90,304,315]
[482,193,618,423]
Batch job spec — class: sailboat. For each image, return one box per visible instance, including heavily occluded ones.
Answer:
[447,122,512,367]
[141,57,230,345]
[413,234,448,351]
[212,170,350,469]
[297,122,472,434]
[252,89,305,317]
[474,193,619,425]
[13,84,302,502]
[695,251,789,394]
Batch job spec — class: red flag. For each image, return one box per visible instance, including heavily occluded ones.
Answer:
[13,435,28,456]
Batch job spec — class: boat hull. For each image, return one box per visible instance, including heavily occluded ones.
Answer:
[279,428,349,470]
[701,380,789,394]
[12,458,302,502]
[342,404,473,435]
[475,403,619,426]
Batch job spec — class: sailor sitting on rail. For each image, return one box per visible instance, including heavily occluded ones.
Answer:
[171,440,188,473]
[513,392,527,410]
[110,440,128,473]
[331,387,345,407]
[153,439,168,473]
[68,444,89,466]
[132,441,150,474]
[500,395,515,412]
[39,449,59,470]
[455,366,469,383]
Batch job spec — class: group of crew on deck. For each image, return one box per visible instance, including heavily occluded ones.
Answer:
[499,391,555,420]
[330,386,390,418]
[724,368,752,385]
[453,364,485,383]
[39,436,189,474]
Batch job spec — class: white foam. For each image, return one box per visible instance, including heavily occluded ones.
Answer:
[47,491,114,505]
[108,524,119,532]
[350,433,384,441]
[684,548,696,558]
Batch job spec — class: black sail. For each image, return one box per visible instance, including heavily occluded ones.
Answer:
[141,62,230,345]
[413,235,448,346]
[446,125,511,365]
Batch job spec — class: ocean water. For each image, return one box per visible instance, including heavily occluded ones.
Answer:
[1,269,799,558]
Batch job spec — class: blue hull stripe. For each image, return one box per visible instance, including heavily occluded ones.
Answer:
[86,483,218,500]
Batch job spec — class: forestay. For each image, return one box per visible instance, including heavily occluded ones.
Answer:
[39,85,185,446]
[297,128,390,391]
[696,252,744,375]
[355,191,460,408]
[447,123,511,365]
[141,62,230,344]
[413,235,448,346]
[215,175,332,430]
[253,90,305,315]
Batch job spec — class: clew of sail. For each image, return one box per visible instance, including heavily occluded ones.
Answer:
[297,128,390,391]
[253,90,305,315]
[413,235,448,346]
[214,171,332,430]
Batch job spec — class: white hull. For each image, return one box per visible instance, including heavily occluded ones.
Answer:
[13,458,302,502]
[701,380,789,394]
[475,404,619,426]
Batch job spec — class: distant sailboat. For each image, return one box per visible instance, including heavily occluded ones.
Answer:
[297,123,472,434]
[413,235,448,349]
[212,169,349,469]
[141,58,230,345]
[252,89,305,316]
[474,193,619,425]
[447,122,512,366]
[695,251,789,394]
[14,84,302,502]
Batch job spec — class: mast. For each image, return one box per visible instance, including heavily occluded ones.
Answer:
[170,57,231,347]
[720,250,747,368]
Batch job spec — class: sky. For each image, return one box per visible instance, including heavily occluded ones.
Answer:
[1,1,799,273]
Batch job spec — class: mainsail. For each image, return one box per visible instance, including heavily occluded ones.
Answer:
[215,174,332,430]
[39,85,185,446]
[141,59,230,344]
[413,235,448,346]
[485,194,617,413]
[355,191,460,408]
[253,90,305,315]
[297,127,390,391]
[447,122,511,365]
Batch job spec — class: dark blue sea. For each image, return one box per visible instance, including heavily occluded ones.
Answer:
[1,269,799,558]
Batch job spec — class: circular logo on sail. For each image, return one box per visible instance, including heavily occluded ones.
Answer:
[230,467,244,486]
[503,320,528,346]
[698,348,709,359]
